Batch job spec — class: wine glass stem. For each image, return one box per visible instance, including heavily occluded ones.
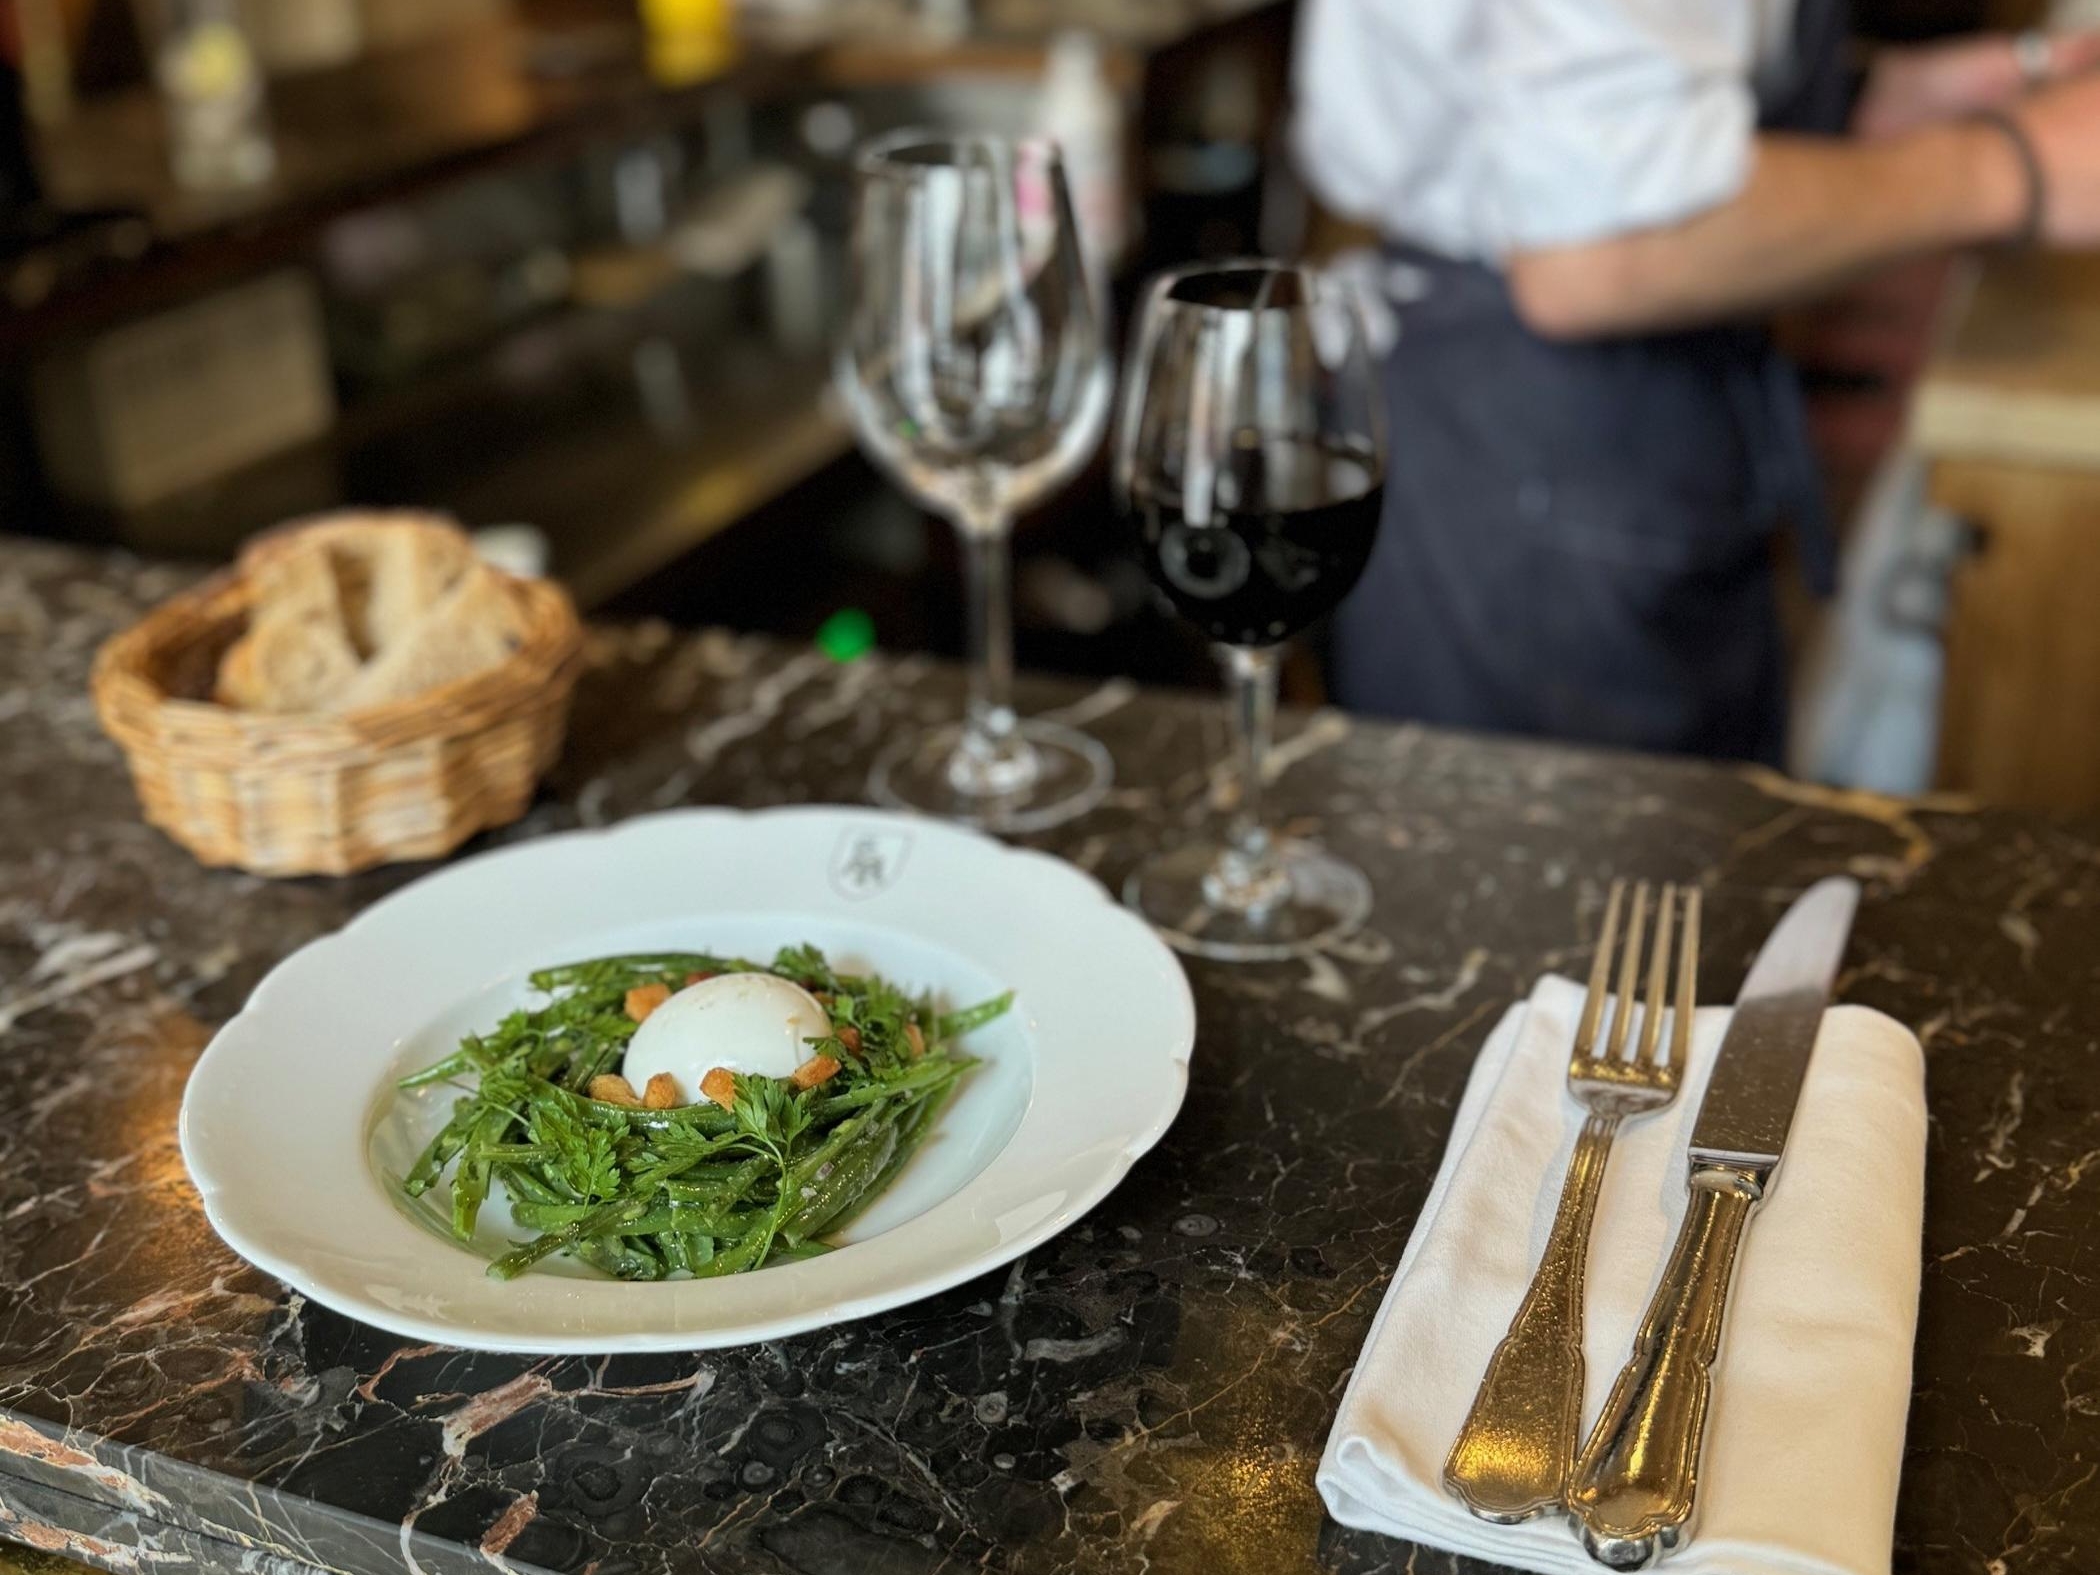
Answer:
[1208,643,1291,917]
[950,507,1034,800]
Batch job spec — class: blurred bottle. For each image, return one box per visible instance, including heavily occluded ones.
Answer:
[639,0,735,85]
[1038,31,1126,278]
[157,0,273,190]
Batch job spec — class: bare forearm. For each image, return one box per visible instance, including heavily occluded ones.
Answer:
[1506,123,2024,340]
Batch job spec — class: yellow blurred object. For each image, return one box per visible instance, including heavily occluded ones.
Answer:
[639,0,737,83]
[166,22,257,101]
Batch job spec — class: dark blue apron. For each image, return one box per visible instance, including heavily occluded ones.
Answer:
[1330,0,1850,765]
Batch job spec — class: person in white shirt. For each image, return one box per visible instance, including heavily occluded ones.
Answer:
[1295,0,2100,761]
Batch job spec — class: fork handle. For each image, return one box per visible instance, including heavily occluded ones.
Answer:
[1565,1165,1761,1568]
[1443,1112,1620,1522]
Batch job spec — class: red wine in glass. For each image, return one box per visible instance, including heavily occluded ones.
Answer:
[1126,435,1382,647]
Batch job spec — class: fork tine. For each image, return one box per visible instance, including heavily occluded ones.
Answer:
[1605,882,1650,1059]
[1670,886,1702,1068]
[1573,880,1625,1059]
[1636,886,1676,1065]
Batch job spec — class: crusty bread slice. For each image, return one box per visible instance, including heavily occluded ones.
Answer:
[238,514,478,658]
[216,517,525,715]
[335,562,526,712]
[339,525,476,657]
[215,546,363,713]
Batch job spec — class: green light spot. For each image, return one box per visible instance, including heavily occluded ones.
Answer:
[816,607,876,663]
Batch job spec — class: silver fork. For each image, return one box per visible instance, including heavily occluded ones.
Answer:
[1443,879,1701,1524]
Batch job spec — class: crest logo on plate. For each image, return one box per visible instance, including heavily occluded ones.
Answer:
[830,827,912,900]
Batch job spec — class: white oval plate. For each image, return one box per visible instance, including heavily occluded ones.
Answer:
[180,807,1194,1353]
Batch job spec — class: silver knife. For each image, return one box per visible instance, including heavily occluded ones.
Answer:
[1564,876,1861,1569]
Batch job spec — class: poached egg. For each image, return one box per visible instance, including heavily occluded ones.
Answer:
[621,972,831,1099]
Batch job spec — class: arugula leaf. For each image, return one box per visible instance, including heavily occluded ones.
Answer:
[937,991,1014,1041]
[626,1126,741,1195]
[478,1068,529,1116]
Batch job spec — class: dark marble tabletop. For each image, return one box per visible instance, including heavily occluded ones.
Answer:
[2,536,2097,1575]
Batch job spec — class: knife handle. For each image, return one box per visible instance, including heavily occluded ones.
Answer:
[1565,1165,1761,1569]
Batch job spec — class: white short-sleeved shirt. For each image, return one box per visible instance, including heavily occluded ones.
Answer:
[1292,0,1802,261]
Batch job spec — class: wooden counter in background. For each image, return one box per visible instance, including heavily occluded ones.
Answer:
[1909,251,2100,812]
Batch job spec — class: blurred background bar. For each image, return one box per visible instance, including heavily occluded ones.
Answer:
[2,0,1293,699]
[5,0,2100,803]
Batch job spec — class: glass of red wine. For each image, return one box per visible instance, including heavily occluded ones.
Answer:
[1114,261,1385,960]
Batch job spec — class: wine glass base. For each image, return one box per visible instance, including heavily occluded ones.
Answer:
[867,719,1112,835]
[1126,839,1372,962]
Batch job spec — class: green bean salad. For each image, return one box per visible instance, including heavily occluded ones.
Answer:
[393,946,1005,1281]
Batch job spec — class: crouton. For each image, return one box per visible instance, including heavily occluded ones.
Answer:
[625,982,672,1023]
[789,1055,842,1091]
[588,1073,643,1108]
[700,1067,737,1110]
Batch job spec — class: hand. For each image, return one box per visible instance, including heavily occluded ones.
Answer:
[2016,74,2100,246]
[1857,30,2100,140]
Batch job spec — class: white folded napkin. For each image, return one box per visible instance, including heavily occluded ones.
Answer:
[1319,974,1925,1575]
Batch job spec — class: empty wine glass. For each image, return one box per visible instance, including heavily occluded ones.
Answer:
[1114,261,1386,960]
[838,131,1113,833]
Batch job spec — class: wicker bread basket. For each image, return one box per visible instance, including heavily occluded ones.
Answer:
[91,519,585,877]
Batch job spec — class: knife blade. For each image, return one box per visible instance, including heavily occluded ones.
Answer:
[1566,876,1861,1570]
[1687,875,1860,1181]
